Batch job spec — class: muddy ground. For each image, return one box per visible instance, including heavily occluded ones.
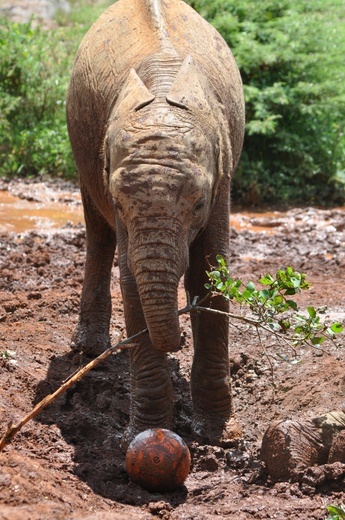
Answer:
[0,178,344,519]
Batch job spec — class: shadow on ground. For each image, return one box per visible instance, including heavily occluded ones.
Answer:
[34,348,192,506]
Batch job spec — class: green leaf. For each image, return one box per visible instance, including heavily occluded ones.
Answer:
[242,288,254,299]
[260,275,274,285]
[273,295,283,305]
[311,336,325,346]
[259,289,269,301]
[285,288,297,296]
[216,255,225,265]
[286,299,298,310]
[294,325,304,335]
[307,306,316,318]
[331,322,344,334]
[291,277,302,289]
[279,319,290,332]
[246,281,256,293]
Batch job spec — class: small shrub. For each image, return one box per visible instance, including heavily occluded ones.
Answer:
[0,1,111,179]
[0,18,75,177]
[188,0,345,205]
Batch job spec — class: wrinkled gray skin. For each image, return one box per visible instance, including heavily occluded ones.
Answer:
[66,0,245,448]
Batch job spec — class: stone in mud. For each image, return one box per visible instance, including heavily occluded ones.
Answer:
[300,461,345,488]
[261,411,345,481]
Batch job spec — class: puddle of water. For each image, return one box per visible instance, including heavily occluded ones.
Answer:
[1,186,344,236]
[231,211,284,235]
[0,190,84,233]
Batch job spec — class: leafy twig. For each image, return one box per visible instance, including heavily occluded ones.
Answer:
[204,255,343,362]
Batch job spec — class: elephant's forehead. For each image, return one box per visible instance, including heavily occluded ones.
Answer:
[108,108,214,170]
[109,103,194,138]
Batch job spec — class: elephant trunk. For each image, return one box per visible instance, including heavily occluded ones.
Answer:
[128,224,186,352]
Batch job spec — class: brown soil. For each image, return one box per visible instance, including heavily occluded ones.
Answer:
[0,179,344,519]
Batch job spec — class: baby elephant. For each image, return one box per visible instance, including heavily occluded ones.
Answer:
[66,0,245,448]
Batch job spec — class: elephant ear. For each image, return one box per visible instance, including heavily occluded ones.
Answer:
[168,55,233,182]
[217,122,233,181]
[114,68,155,115]
[167,55,211,114]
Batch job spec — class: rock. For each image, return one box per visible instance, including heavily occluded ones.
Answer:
[300,461,345,488]
[261,419,327,482]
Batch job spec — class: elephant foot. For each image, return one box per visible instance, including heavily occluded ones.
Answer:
[71,324,111,357]
[192,415,242,447]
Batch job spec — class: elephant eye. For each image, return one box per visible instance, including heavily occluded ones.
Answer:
[193,198,206,216]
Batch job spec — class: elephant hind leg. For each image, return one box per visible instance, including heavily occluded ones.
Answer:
[73,192,116,356]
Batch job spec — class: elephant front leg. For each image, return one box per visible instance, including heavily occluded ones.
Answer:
[73,192,116,356]
[122,340,174,450]
[188,293,241,446]
[117,222,173,450]
[185,199,242,446]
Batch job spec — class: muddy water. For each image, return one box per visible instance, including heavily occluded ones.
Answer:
[231,210,284,235]
[0,190,84,233]
[0,189,285,235]
[1,187,345,237]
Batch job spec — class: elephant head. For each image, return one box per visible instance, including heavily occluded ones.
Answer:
[103,55,232,352]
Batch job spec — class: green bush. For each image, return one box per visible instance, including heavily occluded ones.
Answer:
[0,18,74,177]
[1,0,345,206]
[0,1,111,179]
[188,0,345,205]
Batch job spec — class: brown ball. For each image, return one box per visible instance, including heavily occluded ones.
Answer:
[125,428,191,492]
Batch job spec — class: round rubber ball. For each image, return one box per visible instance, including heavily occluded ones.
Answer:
[125,428,191,492]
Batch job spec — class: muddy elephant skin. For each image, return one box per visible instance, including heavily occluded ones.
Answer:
[66,0,245,447]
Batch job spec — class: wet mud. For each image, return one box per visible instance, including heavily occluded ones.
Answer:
[0,179,344,519]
